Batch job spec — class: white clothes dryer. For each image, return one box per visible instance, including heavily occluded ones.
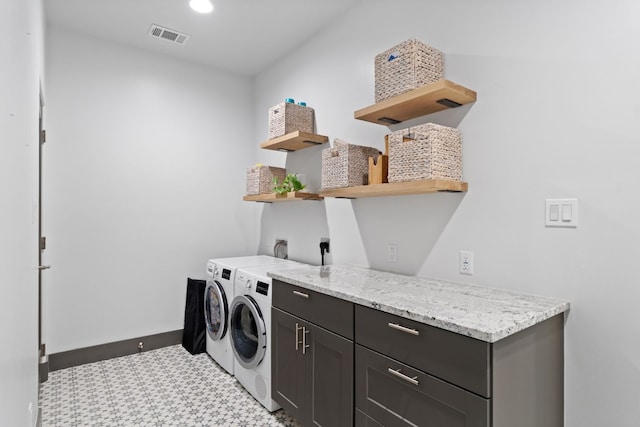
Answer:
[229,261,307,412]
[204,255,292,375]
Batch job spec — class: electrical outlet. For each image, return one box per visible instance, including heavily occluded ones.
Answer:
[388,244,398,263]
[459,250,473,275]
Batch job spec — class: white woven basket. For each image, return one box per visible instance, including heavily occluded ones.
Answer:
[375,38,444,103]
[268,102,314,139]
[388,124,462,183]
[321,139,381,189]
[246,165,286,195]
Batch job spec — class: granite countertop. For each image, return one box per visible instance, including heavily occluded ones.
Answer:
[268,264,570,343]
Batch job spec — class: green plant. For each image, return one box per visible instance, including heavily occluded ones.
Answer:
[273,173,306,194]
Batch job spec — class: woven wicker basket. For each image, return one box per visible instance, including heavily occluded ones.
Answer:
[388,124,462,183]
[375,38,444,103]
[246,165,286,195]
[321,140,381,189]
[268,102,315,139]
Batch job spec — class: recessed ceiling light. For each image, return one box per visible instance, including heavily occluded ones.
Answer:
[189,0,213,14]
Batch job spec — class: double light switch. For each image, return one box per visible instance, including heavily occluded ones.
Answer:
[545,199,578,228]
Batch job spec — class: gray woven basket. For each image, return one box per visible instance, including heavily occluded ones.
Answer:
[375,38,444,103]
[388,124,462,183]
[321,139,381,189]
[268,102,314,139]
[246,165,286,195]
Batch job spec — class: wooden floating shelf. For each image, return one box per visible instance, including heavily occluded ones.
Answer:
[243,191,323,203]
[354,79,477,125]
[260,131,329,151]
[319,179,468,199]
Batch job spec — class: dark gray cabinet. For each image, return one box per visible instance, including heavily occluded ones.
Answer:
[272,279,565,427]
[354,305,564,427]
[272,280,354,427]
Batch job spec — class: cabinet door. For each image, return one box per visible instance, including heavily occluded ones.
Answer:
[272,308,307,422]
[306,323,354,427]
[355,345,489,427]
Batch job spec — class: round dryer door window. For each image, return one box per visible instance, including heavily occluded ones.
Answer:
[204,280,228,341]
[230,295,266,369]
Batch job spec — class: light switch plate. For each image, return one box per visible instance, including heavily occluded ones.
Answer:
[545,198,578,228]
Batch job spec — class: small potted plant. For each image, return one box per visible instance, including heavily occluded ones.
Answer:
[272,173,306,194]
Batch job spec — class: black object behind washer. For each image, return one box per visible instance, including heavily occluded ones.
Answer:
[182,278,206,355]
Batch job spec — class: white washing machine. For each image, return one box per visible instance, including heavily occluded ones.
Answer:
[229,261,307,412]
[204,255,292,375]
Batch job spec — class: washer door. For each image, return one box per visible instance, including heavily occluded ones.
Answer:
[204,280,228,341]
[230,295,266,369]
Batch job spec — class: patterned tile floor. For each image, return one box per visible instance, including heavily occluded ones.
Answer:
[39,345,302,427]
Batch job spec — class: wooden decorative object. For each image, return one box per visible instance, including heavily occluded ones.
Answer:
[368,136,389,185]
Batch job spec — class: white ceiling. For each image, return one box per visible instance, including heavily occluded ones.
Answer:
[45,0,361,76]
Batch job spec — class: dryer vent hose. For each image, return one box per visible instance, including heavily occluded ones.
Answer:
[274,240,288,259]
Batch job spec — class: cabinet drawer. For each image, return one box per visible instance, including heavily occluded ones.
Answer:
[355,305,490,397]
[355,345,489,427]
[273,279,354,339]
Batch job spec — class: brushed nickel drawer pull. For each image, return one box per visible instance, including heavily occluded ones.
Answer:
[295,323,304,351]
[293,290,309,299]
[388,322,420,336]
[302,327,310,355]
[387,368,419,386]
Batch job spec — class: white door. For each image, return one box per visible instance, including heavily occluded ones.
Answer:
[38,93,50,380]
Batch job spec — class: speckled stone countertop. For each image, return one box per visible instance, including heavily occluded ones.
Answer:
[269,264,570,343]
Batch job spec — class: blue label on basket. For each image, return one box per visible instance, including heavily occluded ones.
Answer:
[387,51,399,61]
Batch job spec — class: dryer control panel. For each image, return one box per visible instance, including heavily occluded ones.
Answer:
[256,281,270,296]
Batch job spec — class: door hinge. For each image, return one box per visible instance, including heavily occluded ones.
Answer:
[40,129,46,144]
[40,236,46,250]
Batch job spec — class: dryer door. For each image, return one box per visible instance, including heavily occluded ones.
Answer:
[229,295,266,369]
[204,280,228,341]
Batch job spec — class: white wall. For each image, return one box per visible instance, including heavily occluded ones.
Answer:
[253,0,640,425]
[45,27,257,353]
[0,0,43,425]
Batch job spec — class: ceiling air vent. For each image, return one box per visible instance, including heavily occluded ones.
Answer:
[148,24,191,45]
